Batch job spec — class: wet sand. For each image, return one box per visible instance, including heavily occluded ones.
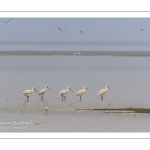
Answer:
[1,106,150,132]
[76,107,150,113]
[2,106,150,114]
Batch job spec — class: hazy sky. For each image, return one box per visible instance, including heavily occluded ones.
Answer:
[0,18,150,51]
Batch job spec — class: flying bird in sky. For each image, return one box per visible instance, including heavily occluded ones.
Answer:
[80,30,86,34]
[2,19,13,24]
[140,29,145,33]
[58,27,66,31]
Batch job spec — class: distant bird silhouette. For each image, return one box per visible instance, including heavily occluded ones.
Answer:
[140,29,145,33]
[74,52,81,56]
[80,30,86,34]
[58,27,66,31]
[2,19,13,24]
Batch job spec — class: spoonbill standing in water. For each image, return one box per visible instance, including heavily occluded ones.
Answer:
[76,86,89,101]
[97,85,111,100]
[59,87,73,100]
[22,87,38,101]
[38,85,51,100]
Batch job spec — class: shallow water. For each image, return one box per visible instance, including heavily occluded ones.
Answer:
[0,55,150,107]
[0,54,150,132]
[1,108,150,132]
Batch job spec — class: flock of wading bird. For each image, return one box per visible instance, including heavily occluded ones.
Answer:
[22,85,111,101]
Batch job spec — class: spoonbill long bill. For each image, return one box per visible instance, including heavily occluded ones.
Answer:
[38,85,51,100]
[76,86,89,101]
[59,87,73,100]
[97,85,111,100]
[22,87,38,101]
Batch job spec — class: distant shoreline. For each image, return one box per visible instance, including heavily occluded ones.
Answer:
[0,51,150,56]
[0,107,150,113]
[75,107,150,113]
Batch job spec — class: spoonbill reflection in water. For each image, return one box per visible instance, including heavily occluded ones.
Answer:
[97,85,111,100]
[59,87,73,100]
[76,86,89,101]
[22,87,38,101]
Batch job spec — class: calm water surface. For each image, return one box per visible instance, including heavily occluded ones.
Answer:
[0,55,150,132]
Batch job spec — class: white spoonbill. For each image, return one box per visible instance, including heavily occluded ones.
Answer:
[38,85,51,100]
[22,87,38,101]
[76,86,89,101]
[97,85,111,100]
[59,87,73,100]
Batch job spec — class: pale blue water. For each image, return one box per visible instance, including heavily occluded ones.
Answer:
[0,54,150,132]
[0,55,150,107]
